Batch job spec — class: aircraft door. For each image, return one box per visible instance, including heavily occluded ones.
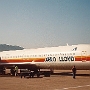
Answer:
[81,51,87,61]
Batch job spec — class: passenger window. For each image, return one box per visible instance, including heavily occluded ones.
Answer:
[73,53,75,55]
[70,53,72,55]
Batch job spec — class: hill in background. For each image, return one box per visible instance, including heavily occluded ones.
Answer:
[0,44,24,51]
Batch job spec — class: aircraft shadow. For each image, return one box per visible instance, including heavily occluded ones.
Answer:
[0,72,90,77]
[0,74,43,78]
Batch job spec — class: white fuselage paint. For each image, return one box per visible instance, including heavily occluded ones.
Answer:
[0,44,90,70]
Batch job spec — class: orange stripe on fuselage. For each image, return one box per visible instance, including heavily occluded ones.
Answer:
[75,56,90,61]
[0,58,45,63]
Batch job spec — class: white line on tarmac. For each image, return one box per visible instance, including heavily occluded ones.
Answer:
[54,84,90,90]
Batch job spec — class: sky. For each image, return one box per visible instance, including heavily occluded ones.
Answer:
[0,0,90,48]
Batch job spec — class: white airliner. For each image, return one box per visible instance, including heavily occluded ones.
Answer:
[0,44,90,72]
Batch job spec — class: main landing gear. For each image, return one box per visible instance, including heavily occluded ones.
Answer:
[20,69,40,78]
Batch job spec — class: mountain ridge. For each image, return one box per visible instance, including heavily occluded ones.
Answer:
[0,44,24,51]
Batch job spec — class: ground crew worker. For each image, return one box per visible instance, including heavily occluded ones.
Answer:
[72,66,76,79]
[15,66,18,76]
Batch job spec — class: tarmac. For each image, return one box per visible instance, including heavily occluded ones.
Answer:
[0,70,90,90]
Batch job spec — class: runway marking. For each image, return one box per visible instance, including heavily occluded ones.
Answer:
[54,84,90,90]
